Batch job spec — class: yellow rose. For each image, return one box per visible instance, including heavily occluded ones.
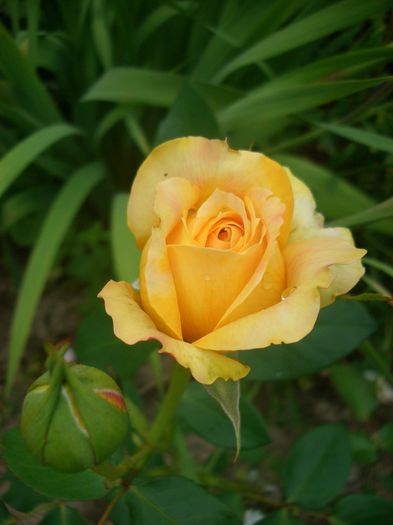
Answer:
[99,137,365,384]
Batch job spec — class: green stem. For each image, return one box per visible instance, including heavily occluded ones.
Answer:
[148,363,190,446]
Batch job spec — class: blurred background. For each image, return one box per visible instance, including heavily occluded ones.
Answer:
[0,1,392,523]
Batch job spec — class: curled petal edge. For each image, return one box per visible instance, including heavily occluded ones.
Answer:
[98,280,250,385]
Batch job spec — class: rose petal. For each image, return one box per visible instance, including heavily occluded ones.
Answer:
[140,229,183,339]
[194,236,365,351]
[167,243,263,342]
[220,245,286,325]
[128,137,293,248]
[286,168,324,241]
[98,280,249,384]
[217,189,284,326]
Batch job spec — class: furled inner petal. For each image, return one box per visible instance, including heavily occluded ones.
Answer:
[128,137,293,249]
[216,188,285,327]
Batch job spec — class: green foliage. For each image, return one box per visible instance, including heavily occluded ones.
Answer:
[1,0,392,523]
[180,382,270,449]
[243,301,376,381]
[2,428,107,500]
[284,425,351,509]
[126,476,241,525]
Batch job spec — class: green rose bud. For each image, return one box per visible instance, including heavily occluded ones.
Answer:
[21,349,129,472]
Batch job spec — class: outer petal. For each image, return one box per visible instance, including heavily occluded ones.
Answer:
[194,236,365,352]
[315,227,365,307]
[98,280,249,384]
[128,137,293,249]
[139,229,182,339]
[139,177,200,340]
[286,168,324,241]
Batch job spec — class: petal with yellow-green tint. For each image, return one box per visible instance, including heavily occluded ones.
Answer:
[315,227,365,307]
[139,229,182,339]
[159,344,249,385]
[195,235,365,351]
[98,280,249,384]
[128,137,293,248]
[286,168,324,241]
[285,236,366,288]
[167,243,263,342]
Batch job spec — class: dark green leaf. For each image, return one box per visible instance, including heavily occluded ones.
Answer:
[155,83,221,145]
[315,122,393,155]
[329,364,378,421]
[243,301,375,381]
[261,510,306,525]
[40,506,88,525]
[274,154,393,235]
[2,428,107,500]
[111,193,140,282]
[180,382,270,449]
[74,306,156,379]
[83,67,240,112]
[0,22,60,123]
[220,78,389,129]
[0,123,79,200]
[329,196,393,229]
[6,162,104,393]
[128,476,241,525]
[285,425,351,509]
[349,432,378,464]
[333,494,393,525]
[377,423,393,454]
[215,0,392,80]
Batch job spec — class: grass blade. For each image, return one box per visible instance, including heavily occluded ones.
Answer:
[220,78,390,129]
[0,123,80,199]
[111,193,140,282]
[0,21,60,123]
[214,0,391,81]
[314,122,393,155]
[275,154,393,236]
[329,196,393,228]
[82,67,240,111]
[5,162,105,393]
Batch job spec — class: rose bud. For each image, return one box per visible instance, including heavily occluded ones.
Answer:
[21,354,128,472]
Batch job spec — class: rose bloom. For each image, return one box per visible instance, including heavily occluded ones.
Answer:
[99,137,365,384]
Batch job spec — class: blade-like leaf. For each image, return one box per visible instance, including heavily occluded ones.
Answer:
[249,46,393,97]
[0,123,80,199]
[82,67,240,111]
[6,162,105,393]
[214,0,392,81]
[220,78,390,129]
[315,121,393,155]
[111,193,140,282]
[329,196,393,228]
[0,21,60,123]
[155,83,222,145]
[274,154,393,236]
[204,379,241,458]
